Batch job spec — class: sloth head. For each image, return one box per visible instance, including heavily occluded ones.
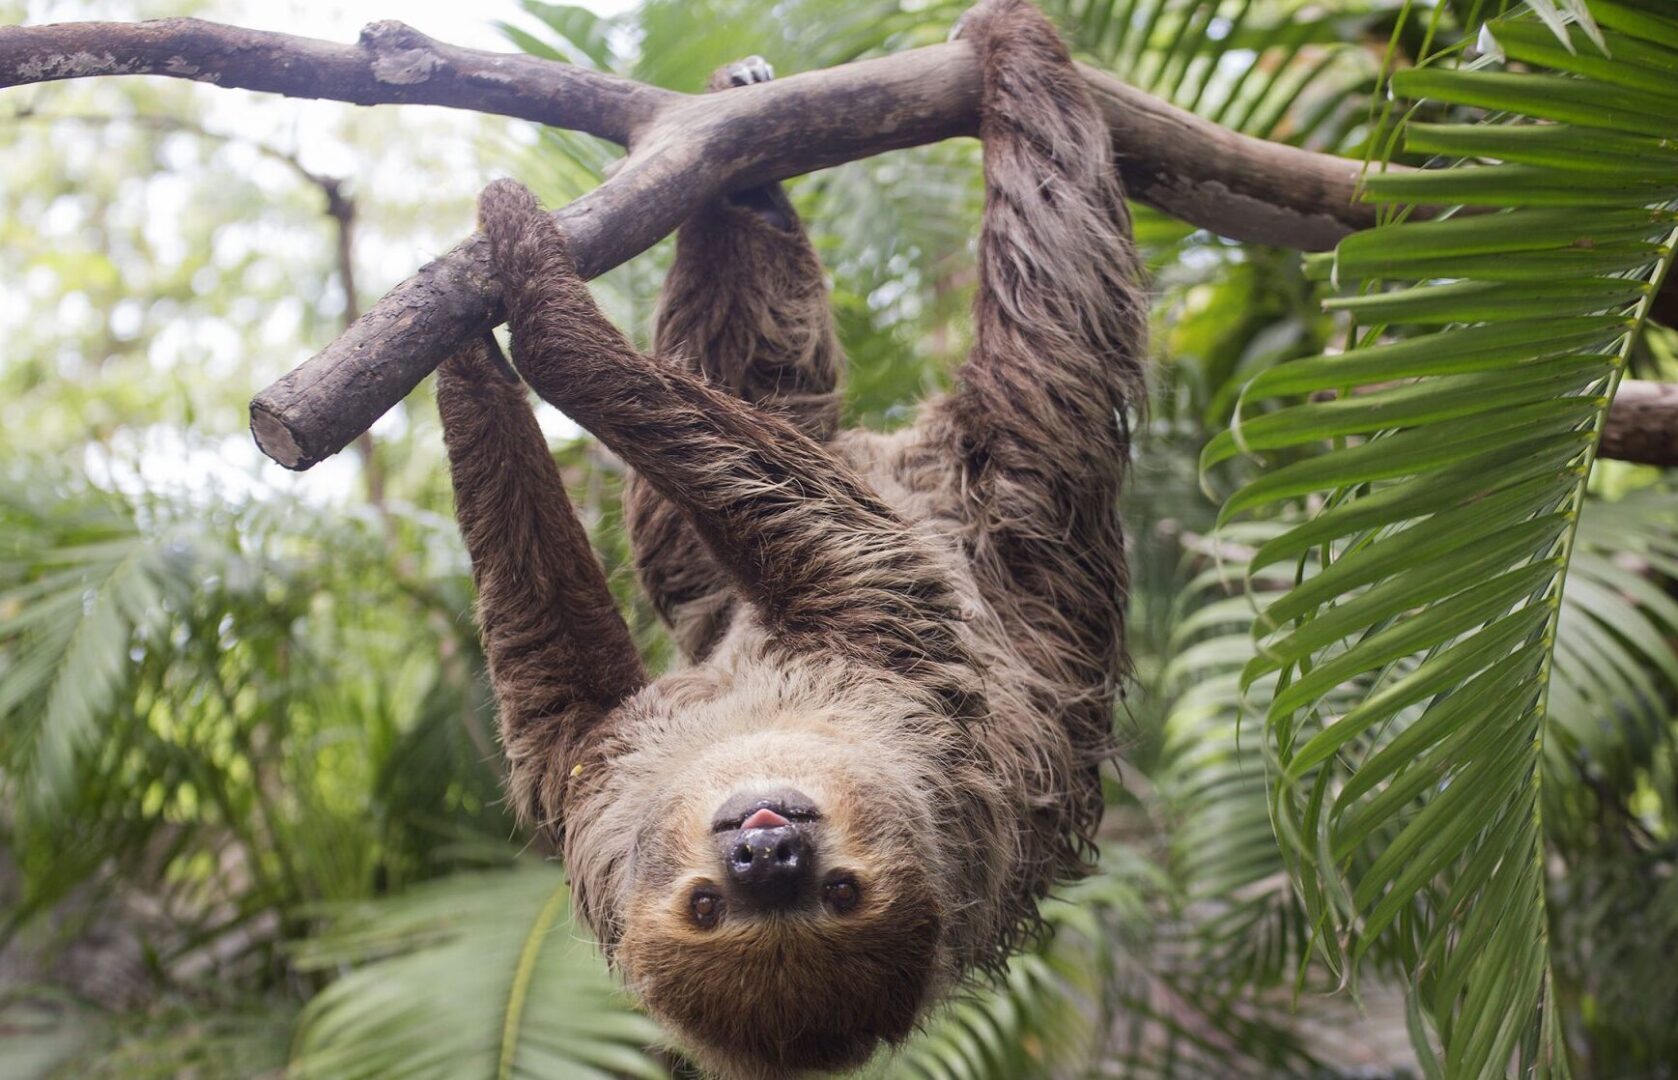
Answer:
[608,716,949,1076]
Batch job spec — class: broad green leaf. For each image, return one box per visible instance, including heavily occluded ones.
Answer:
[1205,5,1678,1074]
[1322,278,1647,324]
[1332,646,1545,839]
[1331,206,1672,264]
[1257,498,1568,632]
[1309,246,1661,284]
[1282,605,1551,783]
[1590,0,1678,49]
[1205,356,1608,467]
[291,865,666,1080]
[1238,321,1624,395]
[1266,560,1558,720]
[1219,399,1598,522]
[1361,164,1678,208]
[1392,69,1678,137]
[1403,123,1678,173]
[1248,446,1588,572]
[1488,21,1678,98]
[1250,514,1568,675]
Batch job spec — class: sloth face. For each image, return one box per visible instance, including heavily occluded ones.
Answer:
[614,735,946,1074]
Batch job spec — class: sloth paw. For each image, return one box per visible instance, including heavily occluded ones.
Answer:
[724,55,774,87]
[949,0,1024,43]
[706,56,794,230]
[709,55,774,93]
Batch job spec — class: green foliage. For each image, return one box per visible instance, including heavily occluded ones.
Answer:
[290,862,666,1080]
[1203,1,1678,1074]
[0,457,512,980]
[887,850,1164,1079]
[1044,0,1392,151]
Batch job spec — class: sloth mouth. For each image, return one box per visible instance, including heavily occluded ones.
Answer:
[711,806,821,833]
[740,807,791,830]
[711,791,822,833]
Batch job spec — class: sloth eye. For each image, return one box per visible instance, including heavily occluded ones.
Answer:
[690,889,723,929]
[824,877,861,914]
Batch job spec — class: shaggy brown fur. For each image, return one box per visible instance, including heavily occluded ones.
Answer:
[435,2,1146,1075]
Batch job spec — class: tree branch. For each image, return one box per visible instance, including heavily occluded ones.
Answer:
[3,18,1673,469]
[1602,381,1678,468]
[0,18,672,141]
[0,18,1376,467]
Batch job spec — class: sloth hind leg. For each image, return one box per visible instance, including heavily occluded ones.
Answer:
[627,56,847,659]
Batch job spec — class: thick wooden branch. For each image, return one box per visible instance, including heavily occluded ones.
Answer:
[1602,381,1678,468]
[0,18,1377,467]
[0,18,673,141]
[5,18,1674,469]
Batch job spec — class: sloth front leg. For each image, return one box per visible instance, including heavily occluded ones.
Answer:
[931,0,1150,875]
[937,0,1148,695]
[476,178,965,676]
[435,335,646,832]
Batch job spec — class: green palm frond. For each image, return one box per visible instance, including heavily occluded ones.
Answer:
[1548,488,1678,788]
[0,475,167,805]
[1156,527,1306,989]
[1047,0,1394,150]
[1201,1,1678,1074]
[498,3,617,69]
[885,849,1162,1080]
[290,862,666,1080]
[0,458,507,942]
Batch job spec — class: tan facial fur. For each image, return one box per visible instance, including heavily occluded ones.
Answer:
[584,690,959,1076]
[619,808,941,1077]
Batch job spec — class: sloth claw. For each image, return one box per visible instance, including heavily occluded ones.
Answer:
[710,55,774,92]
[727,55,774,86]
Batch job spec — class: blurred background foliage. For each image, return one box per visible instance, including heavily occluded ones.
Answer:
[1,0,1675,1077]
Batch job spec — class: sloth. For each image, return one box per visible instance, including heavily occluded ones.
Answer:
[434,0,1145,1074]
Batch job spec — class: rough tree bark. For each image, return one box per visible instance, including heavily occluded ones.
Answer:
[1601,381,1678,468]
[2,17,1672,468]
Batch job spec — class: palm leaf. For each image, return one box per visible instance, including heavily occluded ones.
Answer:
[1548,488,1678,791]
[1203,2,1678,1075]
[0,472,172,806]
[1156,529,1309,988]
[0,457,508,956]
[290,862,665,1080]
[889,836,1336,1079]
[1048,0,1392,150]
[887,858,1152,1080]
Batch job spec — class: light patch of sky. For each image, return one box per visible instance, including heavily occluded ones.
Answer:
[23,0,637,48]
[19,0,638,504]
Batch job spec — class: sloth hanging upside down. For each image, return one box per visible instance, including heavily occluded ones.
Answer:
[434,0,1146,1074]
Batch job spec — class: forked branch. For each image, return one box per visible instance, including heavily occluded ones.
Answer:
[0,17,1375,467]
[3,18,1672,467]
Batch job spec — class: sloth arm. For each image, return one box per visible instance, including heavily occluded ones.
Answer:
[935,0,1149,699]
[626,186,843,662]
[476,179,967,678]
[435,338,647,827]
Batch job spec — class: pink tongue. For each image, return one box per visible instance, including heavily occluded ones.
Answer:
[741,808,791,830]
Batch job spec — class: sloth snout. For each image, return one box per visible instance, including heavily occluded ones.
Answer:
[725,824,814,908]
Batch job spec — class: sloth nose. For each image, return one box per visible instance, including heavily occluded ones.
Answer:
[725,825,813,907]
